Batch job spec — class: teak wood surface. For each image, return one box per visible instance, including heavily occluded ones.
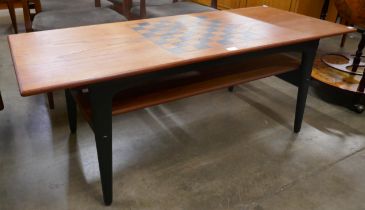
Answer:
[8,6,353,96]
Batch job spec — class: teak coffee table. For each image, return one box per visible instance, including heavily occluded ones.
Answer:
[8,6,353,206]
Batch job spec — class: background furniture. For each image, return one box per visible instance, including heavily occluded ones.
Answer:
[312,0,365,113]
[133,0,217,19]
[8,7,352,205]
[107,0,172,18]
[333,0,365,77]
[0,0,18,33]
[193,0,339,21]
[0,0,44,33]
[23,0,123,32]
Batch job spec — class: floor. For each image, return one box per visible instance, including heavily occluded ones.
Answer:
[0,9,365,210]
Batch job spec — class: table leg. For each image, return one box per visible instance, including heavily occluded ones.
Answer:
[353,30,365,74]
[89,86,113,206]
[0,92,4,111]
[65,89,77,133]
[47,92,55,109]
[294,41,319,133]
[6,0,18,33]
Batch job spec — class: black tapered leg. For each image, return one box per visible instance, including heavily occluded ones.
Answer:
[47,92,55,109]
[0,91,4,111]
[228,86,234,92]
[89,87,113,206]
[65,89,77,133]
[294,41,319,133]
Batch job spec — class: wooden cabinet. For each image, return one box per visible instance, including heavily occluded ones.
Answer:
[193,0,243,9]
[245,0,293,11]
[292,0,337,22]
[192,0,338,22]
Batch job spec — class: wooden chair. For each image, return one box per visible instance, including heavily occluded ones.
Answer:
[318,0,365,112]
[23,0,125,32]
[325,0,365,88]
[0,0,18,33]
[132,0,218,19]
[22,0,128,109]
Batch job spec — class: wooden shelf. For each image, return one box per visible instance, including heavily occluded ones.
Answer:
[75,54,300,121]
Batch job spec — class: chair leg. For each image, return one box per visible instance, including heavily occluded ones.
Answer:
[47,92,55,109]
[22,0,32,32]
[340,34,347,47]
[352,30,365,74]
[113,3,125,16]
[7,0,18,34]
[0,92,4,111]
[95,0,101,7]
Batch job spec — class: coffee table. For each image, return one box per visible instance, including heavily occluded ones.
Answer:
[8,6,353,205]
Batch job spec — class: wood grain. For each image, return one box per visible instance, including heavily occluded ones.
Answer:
[229,6,352,39]
[0,0,21,9]
[8,6,354,96]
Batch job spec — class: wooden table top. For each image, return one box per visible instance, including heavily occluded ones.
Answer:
[8,6,354,96]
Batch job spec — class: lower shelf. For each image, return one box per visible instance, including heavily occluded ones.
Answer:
[76,53,300,121]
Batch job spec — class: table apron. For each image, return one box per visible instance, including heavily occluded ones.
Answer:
[82,40,320,99]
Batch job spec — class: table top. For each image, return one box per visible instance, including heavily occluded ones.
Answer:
[8,6,354,96]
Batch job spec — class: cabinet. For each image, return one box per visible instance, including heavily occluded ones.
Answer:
[292,0,337,22]
[245,0,293,11]
[193,0,243,9]
[192,0,338,22]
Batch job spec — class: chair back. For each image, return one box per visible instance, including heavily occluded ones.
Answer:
[334,0,365,27]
